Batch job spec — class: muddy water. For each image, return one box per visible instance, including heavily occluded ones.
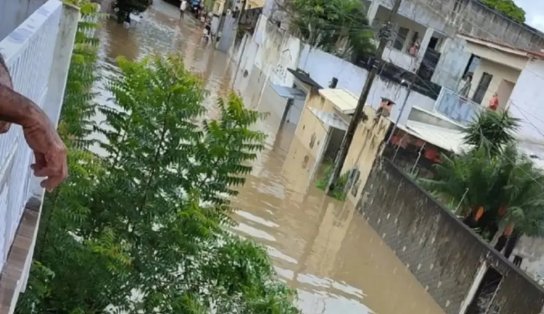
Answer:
[95,2,444,313]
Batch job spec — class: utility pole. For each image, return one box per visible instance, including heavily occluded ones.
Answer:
[387,72,417,144]
[231,0,248,88]
[326,0,402,193]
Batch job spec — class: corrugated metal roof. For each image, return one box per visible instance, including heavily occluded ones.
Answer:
[402,120,469,154]
[318,88,360,114]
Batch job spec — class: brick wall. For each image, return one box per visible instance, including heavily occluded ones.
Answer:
[357,158,544,314]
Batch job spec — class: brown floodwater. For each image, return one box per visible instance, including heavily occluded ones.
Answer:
[94,2,445,313]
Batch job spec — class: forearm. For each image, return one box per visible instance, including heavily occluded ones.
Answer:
[0,84,45,127]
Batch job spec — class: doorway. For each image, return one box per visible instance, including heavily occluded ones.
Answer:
[323,127,346,162]
[496,79,515,110]
[473,72,493,104]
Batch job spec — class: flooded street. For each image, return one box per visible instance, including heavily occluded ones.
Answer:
[94,2,444,313]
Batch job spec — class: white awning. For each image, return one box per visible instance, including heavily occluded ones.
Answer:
[402,120,469,154]
[271,84,306,100]
[309,107,349,131]
[319,88,359,114]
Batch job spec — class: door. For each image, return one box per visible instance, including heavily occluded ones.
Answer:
[496,79,515,110]
[473,72,492,104]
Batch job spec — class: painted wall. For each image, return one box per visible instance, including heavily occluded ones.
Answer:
[292,90,332,180]
[514,236,544,286]
[342,108,390,205]
[372,0,544,51]
[432,37,471,90]
[508,59,544,144]
[0,0,47,40]
[251,17,301,87]
[358,159,544,314]
[298,45,436,125]
[238,15,438,129]
[471,58,520,108]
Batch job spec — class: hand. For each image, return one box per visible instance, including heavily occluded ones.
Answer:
[22,113,68,192]
[0,121,11,133]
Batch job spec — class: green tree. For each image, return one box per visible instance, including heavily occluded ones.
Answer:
[463,110,519,157]
[289,0,375,61]
[422,110,544,248]
[481,0,526,23]
[17,54,299,313]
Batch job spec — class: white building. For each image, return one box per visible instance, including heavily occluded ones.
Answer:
[0,1,78,312]
[364,0,544,90]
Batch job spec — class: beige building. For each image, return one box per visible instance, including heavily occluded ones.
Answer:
[292,88,391,206]
[458,34,543,111]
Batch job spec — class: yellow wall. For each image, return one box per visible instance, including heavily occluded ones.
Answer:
[294,91,390,206]
[471,58,520,109]
[342,108,391,205]
[292,91,331,163]
[246,0,264,9]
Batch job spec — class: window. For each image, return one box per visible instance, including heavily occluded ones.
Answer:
[473,72,492,104]
[428,37,439,50]
[393,27,409,50]
[452,0,463,14]
[462,55,480,78]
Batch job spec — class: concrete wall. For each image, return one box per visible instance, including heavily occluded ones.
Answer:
[342,108,390,205]
[0,0,47,40]
[374,0,544,51]
[369,0,544,91]
[298,45,436,125]
[514,236,544,285]
[432,37,471,90]
[292,90,331,180]
[509,59,544,145]
[357,159,544,314]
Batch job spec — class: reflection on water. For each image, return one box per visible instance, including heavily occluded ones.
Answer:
[95,2,444,313]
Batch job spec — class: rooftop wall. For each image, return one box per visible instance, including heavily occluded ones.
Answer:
[376,0,544,51]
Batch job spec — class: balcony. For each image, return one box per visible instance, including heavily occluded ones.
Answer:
[0,1,78,312]
[433,87,483,126]
[383,45,417,72]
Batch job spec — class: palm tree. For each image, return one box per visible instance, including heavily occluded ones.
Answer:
[462,110,519,156]
[422,111,544,250]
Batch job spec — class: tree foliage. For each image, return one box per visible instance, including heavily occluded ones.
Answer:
[17,7,298,312]
[481,0,526,23]
[288,0,375,61]
[462,110,519,157]
[423,110,544,240]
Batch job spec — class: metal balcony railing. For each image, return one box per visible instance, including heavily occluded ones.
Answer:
[434,87,483,125]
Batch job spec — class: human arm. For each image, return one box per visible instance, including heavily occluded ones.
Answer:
[0,82,68,191]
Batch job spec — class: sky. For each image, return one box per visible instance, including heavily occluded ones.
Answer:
[515,0,544,31]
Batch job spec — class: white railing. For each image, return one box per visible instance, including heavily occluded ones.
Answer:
[434,87,483,125]
[0,0,63,271]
